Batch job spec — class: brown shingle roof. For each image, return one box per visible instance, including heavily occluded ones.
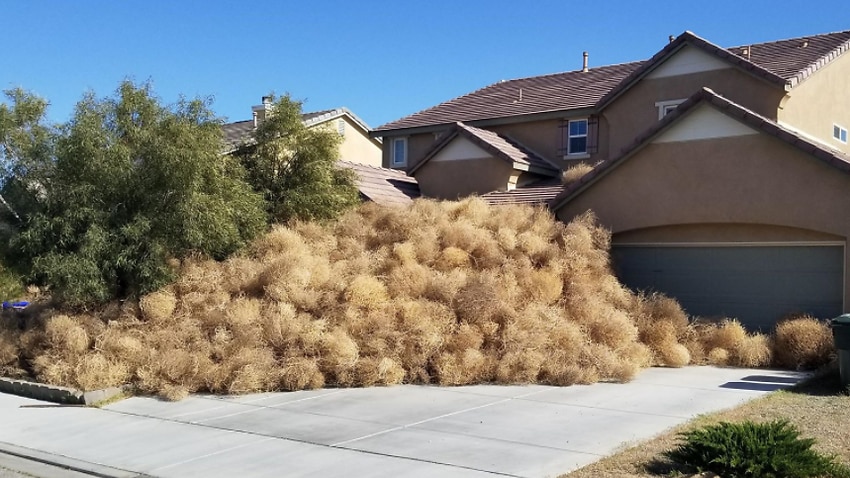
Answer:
[338,161,420,206]
[729,29,850,86]
[551,87,850,212]
[409,122,559,176]
[373,62,645,133]
[481,177,563,206]
[377,30,850,134]
[598,30,850,108]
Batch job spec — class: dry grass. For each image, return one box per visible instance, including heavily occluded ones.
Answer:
[562,366,850,477]
[773,315,834,370]
[0,198,838,398]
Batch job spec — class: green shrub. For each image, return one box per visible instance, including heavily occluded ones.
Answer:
[665,420,850,478]
[0,82,267,306]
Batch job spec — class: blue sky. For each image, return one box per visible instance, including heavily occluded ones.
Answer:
[2,1,847,129]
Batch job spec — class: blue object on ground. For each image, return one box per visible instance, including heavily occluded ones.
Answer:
[1,301,29,309]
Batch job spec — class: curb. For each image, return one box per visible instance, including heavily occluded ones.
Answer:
[0,377,127,406]
[0,441,150,478]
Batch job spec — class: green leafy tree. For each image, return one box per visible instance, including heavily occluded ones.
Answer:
[0,81,267,306]
[236,94,360,223]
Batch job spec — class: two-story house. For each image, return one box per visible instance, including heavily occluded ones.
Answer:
[372,29,850,330]
[223,99,420,206]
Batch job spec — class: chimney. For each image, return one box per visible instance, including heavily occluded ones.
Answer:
[252,96,274,128]
[582,51,589,72]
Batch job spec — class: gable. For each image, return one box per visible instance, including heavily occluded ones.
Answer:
[431,136,491,162]
[646,45,732,79]
[653,104,758,143]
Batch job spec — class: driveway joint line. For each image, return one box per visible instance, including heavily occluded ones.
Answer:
[147,436,277,474]
[330,388,551,447]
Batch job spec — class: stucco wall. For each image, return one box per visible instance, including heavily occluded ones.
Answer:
[381,130,448,170]
[779,52,850,155]
[415,155,512,199]
[556,133,850,311]
[335,117,382,167]
[602,68,785,157]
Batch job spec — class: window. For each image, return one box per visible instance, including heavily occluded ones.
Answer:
[834,124,848,144]
[567,119,588,155]
[391,137,407,166]
[655,99,686,120]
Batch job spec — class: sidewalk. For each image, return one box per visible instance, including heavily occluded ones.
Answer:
[0,367,808,478]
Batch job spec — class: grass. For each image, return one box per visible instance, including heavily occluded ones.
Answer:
[561,365,850,478]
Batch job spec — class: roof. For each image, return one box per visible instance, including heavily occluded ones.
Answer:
[221,107,379,153]
[480,177,563,206]
[373,62,645,133]
[376,29,850,134]
[338,161,420,206]
[409,122,559,176]
[551,87,850,212]
[597,30,850,108]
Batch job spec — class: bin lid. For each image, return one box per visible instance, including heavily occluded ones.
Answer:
[832,314,850,325]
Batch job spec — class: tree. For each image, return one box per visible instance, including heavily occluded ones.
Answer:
[236,94,360,223]
[0,81,267,306]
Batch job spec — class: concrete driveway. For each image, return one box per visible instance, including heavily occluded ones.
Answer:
[0,366,808,478]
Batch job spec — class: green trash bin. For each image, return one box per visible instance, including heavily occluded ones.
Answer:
[832,314,850,388]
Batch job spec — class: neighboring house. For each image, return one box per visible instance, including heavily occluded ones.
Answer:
[223,99,417,206]
[223,99,383,167]
[372,29,850,329]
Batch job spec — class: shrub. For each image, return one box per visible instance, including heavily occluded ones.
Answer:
[666,420,850,478]
[1,83,267,306]
[773,316,834,370]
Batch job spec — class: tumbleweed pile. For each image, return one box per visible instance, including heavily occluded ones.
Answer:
[0,199,835,400]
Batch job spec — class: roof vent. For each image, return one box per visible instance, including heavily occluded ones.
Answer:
[582,51,588,72]
[741,47,751,60]
[668,35,675,44]
[801,40,809,48]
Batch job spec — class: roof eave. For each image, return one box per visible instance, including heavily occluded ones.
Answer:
[372,107,597,138]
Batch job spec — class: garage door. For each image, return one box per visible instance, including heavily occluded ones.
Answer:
[611,244,844,331]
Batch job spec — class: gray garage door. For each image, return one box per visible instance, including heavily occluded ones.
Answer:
[611,244,844,331]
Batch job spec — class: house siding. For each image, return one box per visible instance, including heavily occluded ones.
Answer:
[556,133,850,313]
[779,52,850,154]
[335,116,383,167]
[415,156,513,199]
[601,68,785,157]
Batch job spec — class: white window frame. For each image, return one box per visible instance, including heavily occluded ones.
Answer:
[391,137,408,167]
[655,99,686,120]
[834,124,848,144]
[565,118,589,158]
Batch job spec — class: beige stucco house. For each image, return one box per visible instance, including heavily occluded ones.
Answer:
[223,100,383,167]
[372,29,850,329]
[223,100,418,206]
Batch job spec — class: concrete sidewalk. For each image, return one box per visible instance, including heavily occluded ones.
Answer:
[0,366,808,478]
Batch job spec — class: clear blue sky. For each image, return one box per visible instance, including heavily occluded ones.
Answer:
[2,1,847,129]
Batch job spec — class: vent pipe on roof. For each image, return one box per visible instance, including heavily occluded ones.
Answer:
[582,51,588,72]
[669,35,675,43]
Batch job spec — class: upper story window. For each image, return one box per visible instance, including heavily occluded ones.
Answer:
[834,124,848,144]
[567,119,588,156]
[656,99,686,120]
[391,137,408,166]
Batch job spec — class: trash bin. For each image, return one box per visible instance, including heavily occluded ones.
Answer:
[832,314,850,388]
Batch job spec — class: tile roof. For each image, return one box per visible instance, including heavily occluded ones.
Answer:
[409,122,559,176]
[373,62,645,133]
[598,30,850,108]
[221,107,379,153]
[222,120,254,152]
[377,29,850,134]
[551,87,850,212]
[480,177,563,206]
[338,161,420,206]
